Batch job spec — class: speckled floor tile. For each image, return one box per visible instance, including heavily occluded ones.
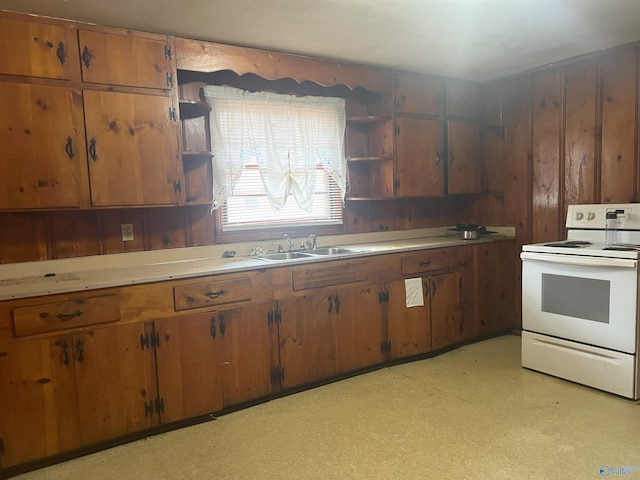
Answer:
[11,334,640,480]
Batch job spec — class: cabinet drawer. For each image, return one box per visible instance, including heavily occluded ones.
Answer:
[13,295,120,337]
[174,277,252,311]
[292,260,368,291]
[401,250,448,276]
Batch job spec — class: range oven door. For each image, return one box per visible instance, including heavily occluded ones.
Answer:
[521,252,638,354]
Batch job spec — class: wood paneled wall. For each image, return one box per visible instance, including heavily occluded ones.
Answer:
[0,198,475,264]
[478,44,640,249]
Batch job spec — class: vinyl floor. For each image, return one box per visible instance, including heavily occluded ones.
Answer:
[11,334,640,480]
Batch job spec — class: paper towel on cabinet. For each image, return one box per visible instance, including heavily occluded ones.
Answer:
[405,277,424,308]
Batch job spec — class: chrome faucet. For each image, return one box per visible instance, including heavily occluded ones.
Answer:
[309,234,317,250]
[284,234,295,251]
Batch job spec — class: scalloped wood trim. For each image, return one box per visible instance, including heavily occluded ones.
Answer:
[175,37,391,94]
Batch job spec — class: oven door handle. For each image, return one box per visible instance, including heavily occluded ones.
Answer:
[520,252,637,269]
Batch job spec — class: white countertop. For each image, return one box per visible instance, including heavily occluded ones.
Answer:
[0,226,515,300]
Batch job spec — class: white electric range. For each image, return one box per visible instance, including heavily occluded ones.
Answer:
[521,203,640,399]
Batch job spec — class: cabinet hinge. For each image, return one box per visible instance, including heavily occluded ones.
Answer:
[151,332,160,348]
[270,366,285,385]
[173,180,182,194]
[169,107,178,121]
[166,72,174,88]
[394,179,400,190]
[164,45,173,60]
[378,291,389,304]
[0,438,4,456]
[140,333,150,349]
[380,340,391,353]
[395,125,400,135]
[144,400,154,417]
[267,311,274,325]
[154,397,165,415]
[275,308,281,324]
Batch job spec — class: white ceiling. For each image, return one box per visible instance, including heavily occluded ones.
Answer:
[2,0,640,81]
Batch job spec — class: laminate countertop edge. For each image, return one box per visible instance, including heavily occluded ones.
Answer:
[0,226,516,300]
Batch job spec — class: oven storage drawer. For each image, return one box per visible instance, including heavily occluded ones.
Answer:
[522,331,638,399]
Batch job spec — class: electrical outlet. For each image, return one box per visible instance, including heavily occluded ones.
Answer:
[121,224,134,242]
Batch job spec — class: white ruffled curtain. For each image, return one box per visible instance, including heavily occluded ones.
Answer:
[203,85,346,212]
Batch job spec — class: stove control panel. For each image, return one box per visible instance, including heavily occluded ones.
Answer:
[566,203,640,229]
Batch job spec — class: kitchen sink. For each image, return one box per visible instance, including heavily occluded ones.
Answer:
[251,247,369,262]
[306,247,369,256]
[256,252,314,261]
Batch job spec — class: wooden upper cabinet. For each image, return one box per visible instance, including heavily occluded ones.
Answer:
[0,17,78,80]
[78,30,173,89]
[0,82,86,210]
[395,117,444,197]
[395,72,443,116]
[445,81,481,118]
[83,90,183,206]
[447,119,483,195]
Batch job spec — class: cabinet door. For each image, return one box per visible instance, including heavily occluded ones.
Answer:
[216,301,279,407]
[430,272,463,350]
[385,279,431,359]
[0,82,85,209]
[0,18,77,79]
[395,73,443,116]
[278,293,338,389]
[447,119,483,195]
[396,117,444,197]
[73,324,157,445]
[445,81,481,119]
[155,314,224,423]
[476,241,517,336]
[334,284,385,374]
[84,90,183,206]
[79,30,172,89]
[0,338,79,468]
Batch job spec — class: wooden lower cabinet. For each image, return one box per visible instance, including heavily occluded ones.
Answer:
[475,241,517,336]
[278,293,338,389]
[155,301,279,416]
[0,338,80,469]
[334,284,385,374]
[0,241,517,473]
[385,279,431,359]
[154,313,224,423]
[279,283,385,389]
[0,322,156,469]
[430,272,464,350]
[73,323,158,445]
[214,301,279,407]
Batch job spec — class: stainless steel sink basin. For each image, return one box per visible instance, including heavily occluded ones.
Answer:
[256,252,314,261]
[306,247,368,256]
[251,247,369,262]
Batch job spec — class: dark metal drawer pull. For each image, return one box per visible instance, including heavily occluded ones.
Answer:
[56,41,66,65]
[81,46,92,68]
[204,289,226,299]
[418,260,432,266]
[56,310,83,321]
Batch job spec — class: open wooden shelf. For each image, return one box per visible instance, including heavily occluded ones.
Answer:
[179,100,211,120]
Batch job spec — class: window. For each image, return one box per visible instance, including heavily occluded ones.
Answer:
[203,86,346,234]
[221,160,343,231]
